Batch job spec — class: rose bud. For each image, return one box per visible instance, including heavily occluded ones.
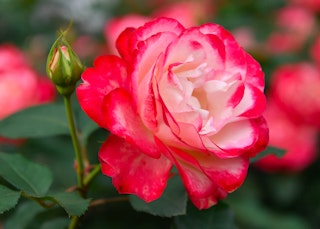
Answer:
[46,32,84,96]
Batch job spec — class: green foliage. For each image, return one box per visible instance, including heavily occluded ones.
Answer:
[0,185,21,214]
[0,153,53,196]
[174,202,238,229]
[4,201,44,229]
[129,175,187,217]
[51,192,91,217]
[0,103,69,139]
[40,218,69,229]
[230,197,311,229]
[250,146,286,163]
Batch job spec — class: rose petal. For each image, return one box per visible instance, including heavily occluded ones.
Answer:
[132,17,184,50]
[99,135,172,202]
[201,79,245,133]
[76,55,127,128]
[116,27,137,61]
[233,84,267,119]
[102,88,162,158]
[208,118,268,158]
[106,14,149,55]
[133,31,179,115]
[164,146,228,209]
[199,23,247,78]
[164,27,225,74]
[189,151,249,192]
[245,53,265,91]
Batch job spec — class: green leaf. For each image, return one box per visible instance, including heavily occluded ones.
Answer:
[230,198,310,229]
[250,146,286,163]
[4,201,43,229]
[0,103,69,138]
[0,184,21,213]
[0,153,53,196]
[129,175,187,217]
[51,192,91,216]
[40,218,69,229]
[174,202,238,229]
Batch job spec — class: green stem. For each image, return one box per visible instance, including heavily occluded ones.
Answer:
[21,192,56,208]
[84,164,101,186]
[90,196,129,207]
[81,142,90,169]
[68,216,79,229]
[64,96,84,190]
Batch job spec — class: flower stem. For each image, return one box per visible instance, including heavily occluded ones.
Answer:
[64,95,84,191]
[68,216,79,229]
[90,196,129,207]
[84,164,101,186]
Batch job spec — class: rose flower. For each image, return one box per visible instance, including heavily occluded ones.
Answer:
[269,62,320,127]
[77,18,268,209]
[266,6,316,54]
[255,100,318,172]
[0,44,56,145]
[0,44,55,120]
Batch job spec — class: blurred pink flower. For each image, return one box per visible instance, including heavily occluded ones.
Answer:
[310,34,320,66]
[72,35,108,61]
[266,6,316,54]
[232,27,257,51]
[0,44,55,120]
[0,44,27,69]
[270,62,320,127]
[255,100,318,172]
[152,1,214,28]
[288,0,320,12]
[104,1,214,54]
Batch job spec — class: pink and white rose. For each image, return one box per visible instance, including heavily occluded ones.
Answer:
[77,18,268,209]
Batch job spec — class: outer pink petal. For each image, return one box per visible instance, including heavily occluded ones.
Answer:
[116,27,137,61]
[169,146,249,191]
[133,32,179,112]
[208,117,268,158]
[242,117,269,158]
[189,192,227,210]
[131,17,184,50]
[102,88,162,158]
[244,53,265,91]
[163,146,228,209]
[99,135,172,202]
[233,84,267,119]
[154,139,245,209]
[188,151,249,192]
[105,14,149,55]
[199,23,247,78]
[163,27,226,73]
[76,55,127,128]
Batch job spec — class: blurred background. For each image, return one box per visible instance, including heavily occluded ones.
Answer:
[1,0,320,228]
